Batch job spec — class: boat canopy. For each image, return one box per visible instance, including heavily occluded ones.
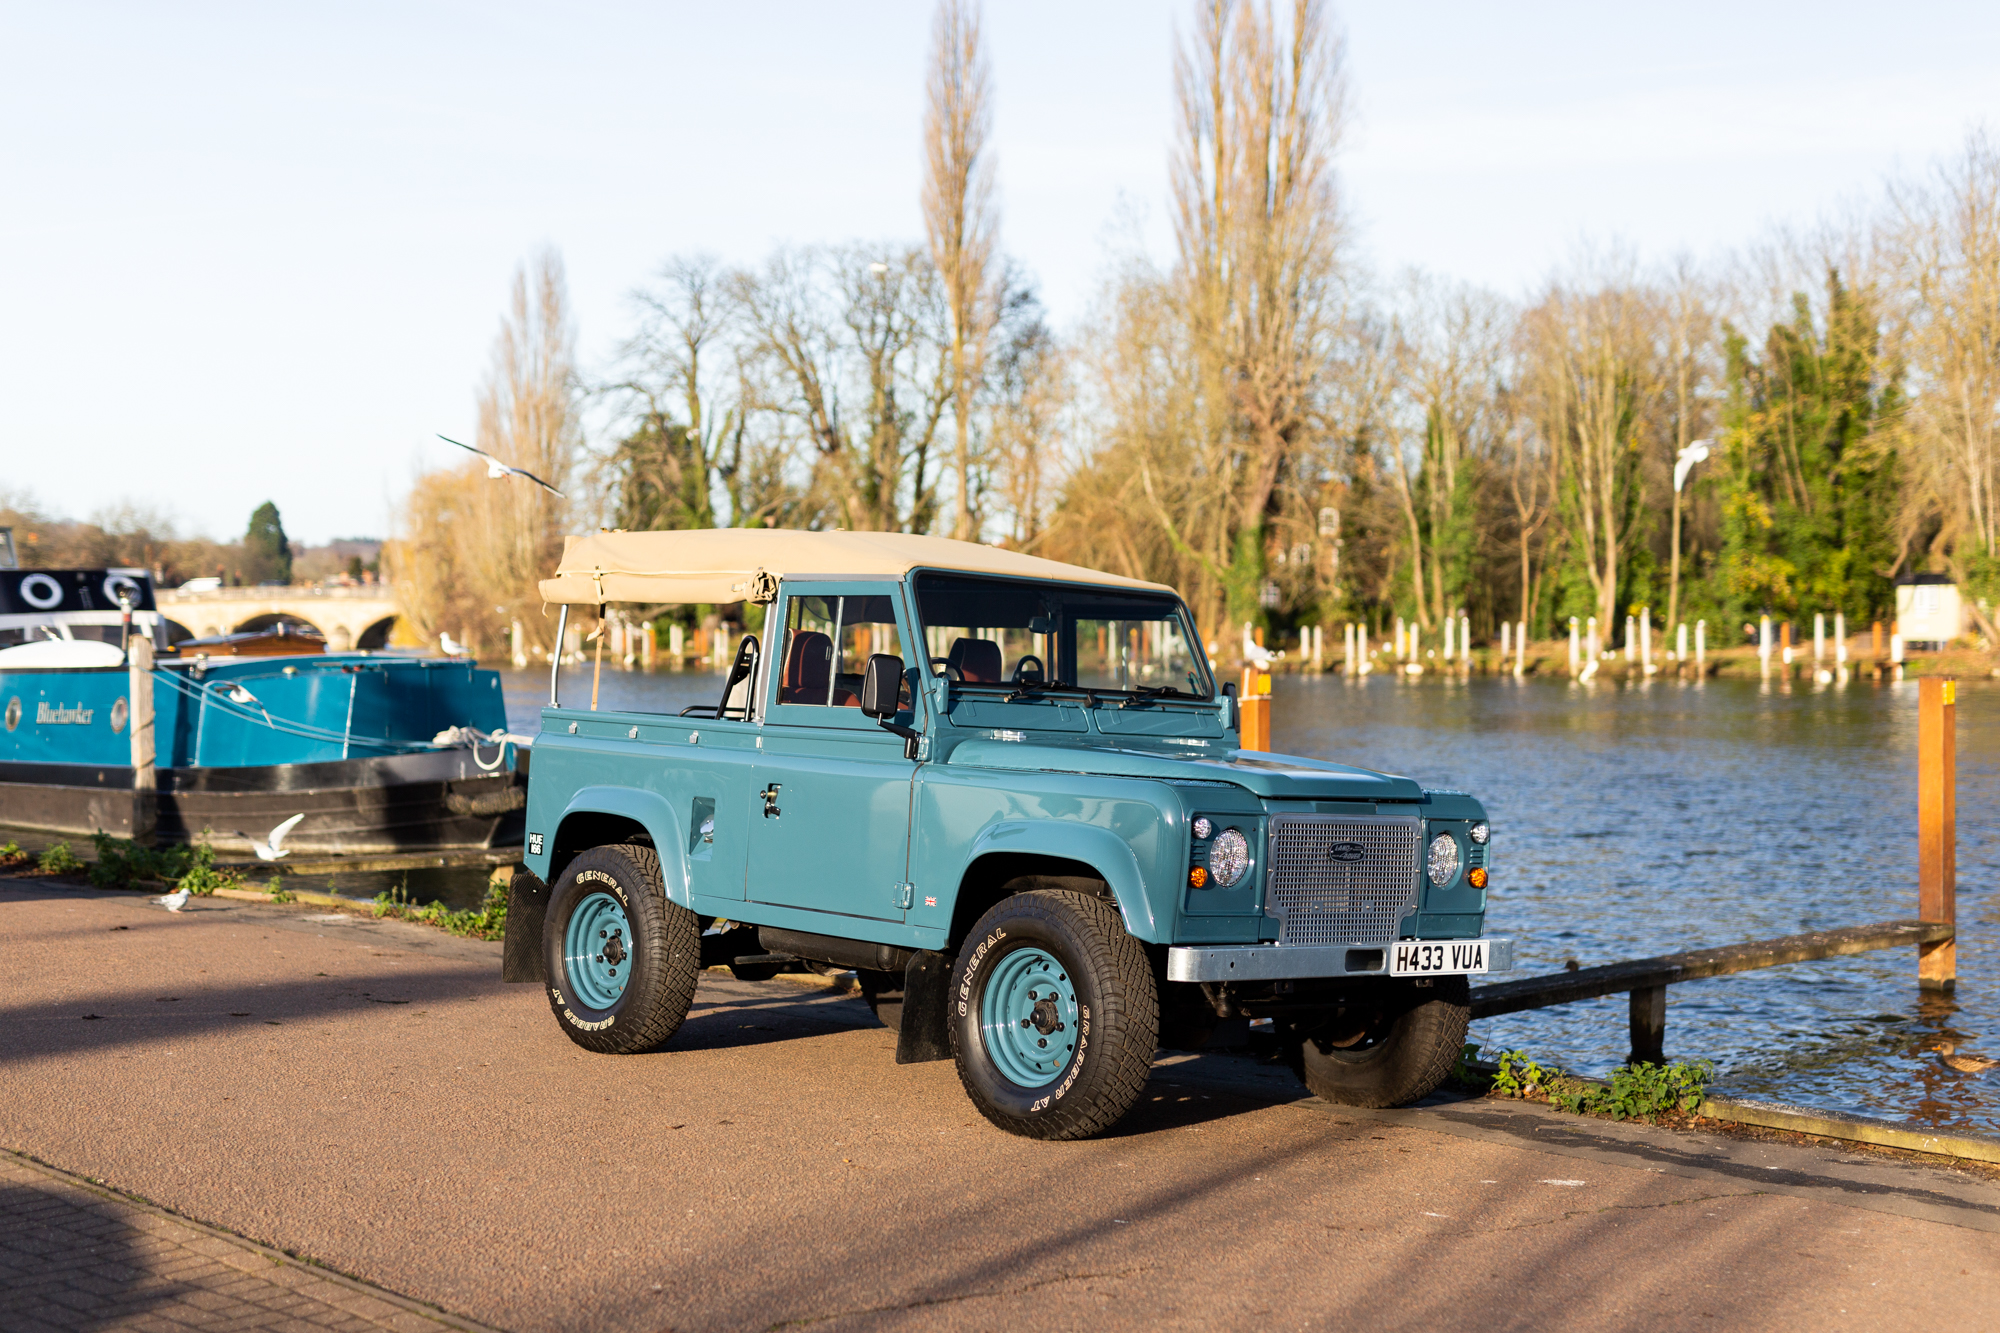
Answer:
[537,529,1174,607]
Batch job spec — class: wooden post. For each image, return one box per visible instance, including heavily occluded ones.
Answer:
[1918,677,1957,990]
[1238,668,1271,752]
[128,636,157,844]
[1628,984,1666,1066]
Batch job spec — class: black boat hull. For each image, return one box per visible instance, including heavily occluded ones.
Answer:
[0,749,527,854]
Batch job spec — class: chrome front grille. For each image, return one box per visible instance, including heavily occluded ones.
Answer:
[1266,815,1420,946]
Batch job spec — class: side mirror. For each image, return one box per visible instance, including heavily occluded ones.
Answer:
[1221,680,1238,731]
[860,653,904,718]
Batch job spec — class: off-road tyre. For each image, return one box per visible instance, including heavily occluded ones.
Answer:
[1291,977,1469,1108]
[949,890,1157,1140]
[543,843,701,1055]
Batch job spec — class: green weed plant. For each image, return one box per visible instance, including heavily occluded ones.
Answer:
[86,831,247,895]
[371,880,509,942]
[0,839,31,869]
[1481,1046,1716,1123]
[38,841,84,875]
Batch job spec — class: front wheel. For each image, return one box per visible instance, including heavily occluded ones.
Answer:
[949,890,1157,1140]
[542,843,701,1054]
[1290,977,1470,1108]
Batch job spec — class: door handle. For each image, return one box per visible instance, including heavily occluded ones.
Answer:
[760,784,782,818]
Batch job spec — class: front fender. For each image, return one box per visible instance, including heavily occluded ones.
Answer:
[550,785,691,907]
[966,819,1161,942]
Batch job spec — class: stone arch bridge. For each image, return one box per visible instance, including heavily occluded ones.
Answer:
[155,586,402,652]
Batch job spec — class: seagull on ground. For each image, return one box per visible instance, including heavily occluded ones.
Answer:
[155,886,191,912]
[438,435,566,498]
[238,813,305,862]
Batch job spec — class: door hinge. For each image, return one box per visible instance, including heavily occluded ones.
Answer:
[760,784,782,818]
[893,882,914,910]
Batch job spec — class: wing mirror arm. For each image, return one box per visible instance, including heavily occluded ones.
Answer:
[860,652,923,761]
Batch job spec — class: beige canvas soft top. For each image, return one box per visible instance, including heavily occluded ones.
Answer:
[537,528,1175,606]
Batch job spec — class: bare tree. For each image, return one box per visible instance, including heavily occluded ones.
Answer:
[1381,276,1506,630]
[394,249,578,654]
[1892,131,2000,568]
[1149,0,1350,629]
[730,246,952,533]
[922,0,1000,542]
[1520,264,1668,639]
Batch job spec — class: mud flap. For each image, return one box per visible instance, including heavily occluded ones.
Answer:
[502,867,549,983]
[894,949,954,1064]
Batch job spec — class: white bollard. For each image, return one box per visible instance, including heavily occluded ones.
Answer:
[1358,626,1371,674]
[1835,612,1847,665]
[1515,620,1527,677]
[1587,616,1599,661]
[510,619,527,669]
[1891,632,1905,664]
[1759,615,1772,673]
[1443,615,1455,662]
[1624,615,1636,662]
[669,622,685,668]
[1696,619,1706,670]
[1501,622,1511,658]
[1312,624,1323,670]
[1815,612,1825,663]
[1395,617,1405,660]
[1640,609,1651,672]
[1569,618,1580,676]
[1461,615,1470,667]
[1676,621,1688,663]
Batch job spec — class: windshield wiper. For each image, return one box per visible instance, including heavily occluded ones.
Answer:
[1119,685,1208,706]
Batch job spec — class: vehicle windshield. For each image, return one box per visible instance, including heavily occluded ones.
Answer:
[913,573,1214,699]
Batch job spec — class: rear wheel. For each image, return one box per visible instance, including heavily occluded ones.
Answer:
[949,890,1157,1140]
[1290,977,1469,1108]
[542,844,701,1054]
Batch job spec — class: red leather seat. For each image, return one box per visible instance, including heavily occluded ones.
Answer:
[780,630,835,704]
[947,637,1003,683]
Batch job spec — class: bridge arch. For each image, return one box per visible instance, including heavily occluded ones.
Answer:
[234,612,325,637]
[356,617,398,650]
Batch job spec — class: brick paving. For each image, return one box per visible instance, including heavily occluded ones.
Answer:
[0,1152,501,1333]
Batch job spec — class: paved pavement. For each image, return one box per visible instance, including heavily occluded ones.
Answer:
[3,877,1998,1332]
[1,1148,500,1332]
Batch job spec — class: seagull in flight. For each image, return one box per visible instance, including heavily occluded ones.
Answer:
[236,813,305,862]
[438,435,566,498]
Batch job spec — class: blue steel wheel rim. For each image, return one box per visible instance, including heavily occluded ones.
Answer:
[978,946,1079,1089]
[563,891,632,1010]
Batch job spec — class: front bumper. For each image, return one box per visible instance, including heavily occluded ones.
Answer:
[1167,938,1514,983]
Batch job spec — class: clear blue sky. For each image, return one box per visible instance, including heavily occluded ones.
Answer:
[2,1,1993,545]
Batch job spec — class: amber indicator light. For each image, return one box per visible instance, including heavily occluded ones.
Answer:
[1188,866,1208,889]
[1468,867,1488,889]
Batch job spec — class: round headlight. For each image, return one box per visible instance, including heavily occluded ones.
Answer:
[1209,827,1250,887]
[1426,833,1460,886]
[1192,816,1214,840]
[1469,821,1490,845]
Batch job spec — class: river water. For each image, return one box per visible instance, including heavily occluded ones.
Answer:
[506,665,1999,1134]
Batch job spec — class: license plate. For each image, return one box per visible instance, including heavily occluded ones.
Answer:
[1390,939,1490,977]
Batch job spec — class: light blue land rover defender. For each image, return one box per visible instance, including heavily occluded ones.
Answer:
[507,529,1507,1140]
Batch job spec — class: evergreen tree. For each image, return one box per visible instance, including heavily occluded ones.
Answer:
[242,501,292,584]
[1712,272,1900,625]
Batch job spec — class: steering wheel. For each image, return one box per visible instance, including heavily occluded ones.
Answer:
[1010,653,1046,686]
